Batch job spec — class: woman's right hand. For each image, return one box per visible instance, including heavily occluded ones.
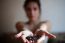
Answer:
[15,35,33,43]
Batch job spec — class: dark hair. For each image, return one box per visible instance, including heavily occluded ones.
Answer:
[24,0,41,10]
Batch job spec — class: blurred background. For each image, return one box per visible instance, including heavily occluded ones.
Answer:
[0,0,65,43]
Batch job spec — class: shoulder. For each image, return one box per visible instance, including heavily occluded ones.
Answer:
[40,20,51,24]
[40,20,51,26]
[40,20,51,31]
[16,21,28,26]
[16,21,24,27]
[15,21,28,29]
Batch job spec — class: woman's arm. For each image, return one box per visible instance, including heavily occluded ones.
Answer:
[40,21,56,38]
[16,21,24,32]
[36,21,56,43]
[43,20,56,38]
[45,20,51,32]
[15,22,34,43]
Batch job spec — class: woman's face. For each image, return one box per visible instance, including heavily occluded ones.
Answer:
[25,2,40,21]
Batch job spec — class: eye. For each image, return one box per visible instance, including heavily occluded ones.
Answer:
[26,7,31,11]
[34,8,37,11]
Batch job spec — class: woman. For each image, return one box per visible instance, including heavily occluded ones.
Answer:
[15,0,56,43]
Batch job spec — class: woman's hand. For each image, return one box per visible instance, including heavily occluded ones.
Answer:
[15,35,33,43]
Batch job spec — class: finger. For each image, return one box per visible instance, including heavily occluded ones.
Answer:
[52,35,56,38]
[26,39,30,43]
[29,40,33,43]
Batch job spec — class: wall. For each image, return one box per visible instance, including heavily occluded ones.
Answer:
[0,0,26,34]
[40,0,65,33]
[0,0,65,34]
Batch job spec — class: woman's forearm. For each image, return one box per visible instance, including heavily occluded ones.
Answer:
[43,31,56,39]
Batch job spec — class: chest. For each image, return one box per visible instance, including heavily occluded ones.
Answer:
[24,23,47,34]
[24,24,37,32]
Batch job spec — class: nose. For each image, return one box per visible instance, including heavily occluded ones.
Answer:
[30,10,35,17]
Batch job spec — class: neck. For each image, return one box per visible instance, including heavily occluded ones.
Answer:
[29,19,40,25]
